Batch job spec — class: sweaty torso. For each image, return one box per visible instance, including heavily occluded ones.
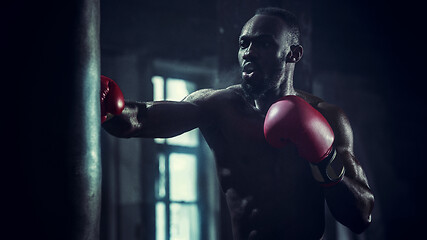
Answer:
[188,85,326,239]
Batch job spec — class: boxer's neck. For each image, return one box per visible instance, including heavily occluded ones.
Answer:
[255,63,296,114]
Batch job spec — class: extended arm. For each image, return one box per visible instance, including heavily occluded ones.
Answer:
[102,101,204,138]
[100,76,209,139]
[318,103,374,234]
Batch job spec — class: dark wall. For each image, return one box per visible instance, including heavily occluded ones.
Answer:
[100,0,217,61]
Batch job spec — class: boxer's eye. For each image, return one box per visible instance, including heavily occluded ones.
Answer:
[239,39,250,49]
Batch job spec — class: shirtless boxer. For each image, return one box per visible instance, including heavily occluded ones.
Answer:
[101,7,374,239]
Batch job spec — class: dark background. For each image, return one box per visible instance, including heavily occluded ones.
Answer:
[4,0,426,239]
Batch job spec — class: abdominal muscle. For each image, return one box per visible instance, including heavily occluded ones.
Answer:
[217,147,325,239]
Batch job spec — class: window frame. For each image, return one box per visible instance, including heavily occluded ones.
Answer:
[152,76,202,240]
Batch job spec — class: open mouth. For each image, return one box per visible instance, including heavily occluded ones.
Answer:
[242,62,259,80]
[243,62,256,74]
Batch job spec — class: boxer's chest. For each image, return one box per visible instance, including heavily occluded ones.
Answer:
[213,102,310,190]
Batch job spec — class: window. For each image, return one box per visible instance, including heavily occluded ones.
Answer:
[152,76,200,240]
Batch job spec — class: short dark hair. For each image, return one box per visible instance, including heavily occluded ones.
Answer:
[255,7,301,45]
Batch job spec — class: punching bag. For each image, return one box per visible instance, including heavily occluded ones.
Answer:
[4,0,101,239]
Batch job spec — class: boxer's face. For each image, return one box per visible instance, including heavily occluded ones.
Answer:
[238,15,291,98]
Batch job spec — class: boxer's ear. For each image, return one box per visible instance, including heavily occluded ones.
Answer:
[287,45,303,63]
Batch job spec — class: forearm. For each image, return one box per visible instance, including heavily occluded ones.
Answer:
[102,101,146,138]
[102,100,203,138]
[323,152,374,233]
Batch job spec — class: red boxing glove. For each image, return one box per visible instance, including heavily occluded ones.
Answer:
[264,95,344,186]
[100,75,125,123]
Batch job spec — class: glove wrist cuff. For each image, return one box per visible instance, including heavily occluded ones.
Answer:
[309,147,345,187]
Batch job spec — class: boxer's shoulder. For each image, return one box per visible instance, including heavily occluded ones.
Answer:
[295,89,325,107]
[295,90,352,146]
[296,89,341,113]
[184,84,247,107]
[295,89,346,123]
